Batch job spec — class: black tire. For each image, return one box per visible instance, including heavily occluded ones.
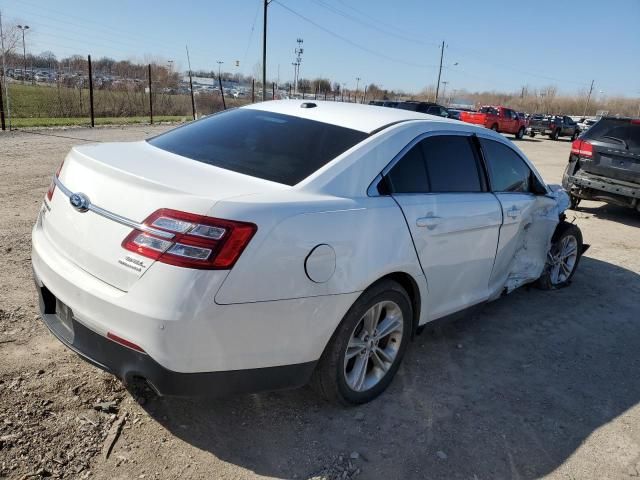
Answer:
[491,123,499,132]
[311,279,413,405]
[529,131,536,138]
[515,127,525,139]
[550,128,560,140]
[537,222,583,290]
[569,194,581,210]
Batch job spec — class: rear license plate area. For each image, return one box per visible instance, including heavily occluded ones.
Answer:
[55,298,75,343]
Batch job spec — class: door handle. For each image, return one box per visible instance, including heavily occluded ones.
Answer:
[416,215,441,229]
[506,206,521,218]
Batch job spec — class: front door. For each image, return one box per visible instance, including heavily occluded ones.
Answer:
[478,137,558,294]
[384,133,502,320]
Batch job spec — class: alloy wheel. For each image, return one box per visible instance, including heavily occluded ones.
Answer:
[548,235,578,285]
[343,300,403,392]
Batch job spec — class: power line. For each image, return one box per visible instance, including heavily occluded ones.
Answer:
[311,0,439,47]
[273,1,438,70]
[0,0,216,63]
[241,0,261,74]
[447,44,590,87]
[317,0,591,88]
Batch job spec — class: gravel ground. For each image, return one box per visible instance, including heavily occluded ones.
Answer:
[1,125,639,480]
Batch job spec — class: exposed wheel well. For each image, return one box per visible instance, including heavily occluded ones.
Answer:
[371,272,421,338]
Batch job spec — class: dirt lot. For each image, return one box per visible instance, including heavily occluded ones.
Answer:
[1,125,639,480]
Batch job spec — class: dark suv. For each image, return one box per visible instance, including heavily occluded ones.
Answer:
[394,101,450,118]
[563,117,640,211]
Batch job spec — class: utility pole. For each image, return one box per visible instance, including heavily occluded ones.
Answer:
[216,60,224,80]
[17,25,29,84]
[147,63,153,125]
[355,77,360,98]
[185,45,196,120]
[262,0,271,101]
[441,81,449,105]
[583,79,594,117]
[291,62,297,96]
[0,10,11,130]
[88,55,95,127]
[434,40,444,103]
[293,38,303,95]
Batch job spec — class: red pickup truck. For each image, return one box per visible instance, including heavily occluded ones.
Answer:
[459,106,528,139]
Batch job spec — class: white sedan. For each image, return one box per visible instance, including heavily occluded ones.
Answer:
[32,100,584,404]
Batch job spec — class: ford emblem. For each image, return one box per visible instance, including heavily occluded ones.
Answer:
[69,192,90,212]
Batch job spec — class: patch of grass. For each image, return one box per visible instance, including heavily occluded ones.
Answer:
[9,115,187,128]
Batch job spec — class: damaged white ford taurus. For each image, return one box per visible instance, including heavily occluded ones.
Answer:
[32,100,585,404]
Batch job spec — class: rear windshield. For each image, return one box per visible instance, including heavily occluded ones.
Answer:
[583,118,640,151]
[147,108,368,185]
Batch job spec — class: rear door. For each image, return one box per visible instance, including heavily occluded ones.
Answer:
[386,132,502,320]
[580,118,640,184]
[478,137,558,293]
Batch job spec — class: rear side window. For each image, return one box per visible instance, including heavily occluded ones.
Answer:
[584,118,640,151]
[147,109,368,185]
[480,138,532,193]
[386,144,429,193]
[385,135,482,194]
[420,136,482,192]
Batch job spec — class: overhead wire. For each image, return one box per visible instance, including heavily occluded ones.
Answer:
[273,1,438,70]
[314,0,590,88]
[311,0,439,47]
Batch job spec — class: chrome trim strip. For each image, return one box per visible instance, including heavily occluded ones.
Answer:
[53,176,175,239]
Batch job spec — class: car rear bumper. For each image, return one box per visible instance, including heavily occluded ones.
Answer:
[566,171,640,199]
[31,210,362,395]
[35,279,316,397]
[528,126,551,134]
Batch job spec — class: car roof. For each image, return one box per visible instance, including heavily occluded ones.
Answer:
[243,99,457,134]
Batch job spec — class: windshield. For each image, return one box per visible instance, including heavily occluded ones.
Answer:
[148,109,368,186]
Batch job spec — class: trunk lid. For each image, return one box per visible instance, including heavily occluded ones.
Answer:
[41,141,284,291]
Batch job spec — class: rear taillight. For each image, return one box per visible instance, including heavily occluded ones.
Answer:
[571,139,593,158]
[46,159,65,201]
[107,332,146,353]
[122,209,256,270]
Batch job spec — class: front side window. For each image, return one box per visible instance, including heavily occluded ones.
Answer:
[480,138,533,193]
[420,136,482,192]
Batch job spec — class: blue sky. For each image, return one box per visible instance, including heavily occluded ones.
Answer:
[1,0,638,96]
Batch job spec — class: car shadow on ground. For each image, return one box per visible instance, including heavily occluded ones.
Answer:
[142,256,640,479]
[571,202,640,228]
